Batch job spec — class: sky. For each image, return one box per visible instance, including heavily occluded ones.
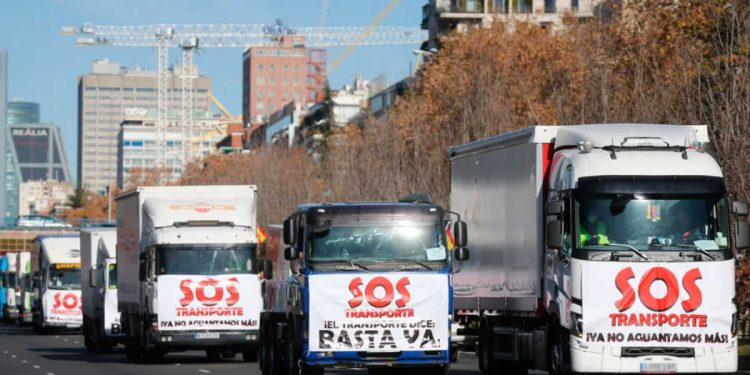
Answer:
[0,0,425,181]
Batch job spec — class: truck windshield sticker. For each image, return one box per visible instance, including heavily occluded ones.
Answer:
[582,260,733,347]
[309,273,449,352]
[157,274,261,331]
[424,247,446,261]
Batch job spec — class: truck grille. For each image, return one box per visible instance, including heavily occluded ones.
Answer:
[621,347,694,358]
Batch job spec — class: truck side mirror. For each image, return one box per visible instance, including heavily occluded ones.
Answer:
[90,268,98,288]
[734,201,749,250]
[454,247,470,262]
[283,217,297,246]
[453,220,468,248]
[263,259,274,280]
[284,246,299,261]
[546,220,563,250]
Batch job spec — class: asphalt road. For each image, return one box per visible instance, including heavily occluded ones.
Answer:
[0,323,482,375]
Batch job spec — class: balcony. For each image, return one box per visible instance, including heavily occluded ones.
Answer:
[436,0,485,14]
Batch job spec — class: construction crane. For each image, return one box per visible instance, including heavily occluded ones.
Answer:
[62,22,425,169]
[328,0,402,74]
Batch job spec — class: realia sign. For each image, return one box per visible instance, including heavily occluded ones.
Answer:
[158,275,261,331]
[309,273,449,352]
[582,261,733,347]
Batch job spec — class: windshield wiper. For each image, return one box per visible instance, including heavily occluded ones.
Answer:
[334,260,370,272]
[603,243,651,261]
[673,244,717,261]
[397,261,433,271]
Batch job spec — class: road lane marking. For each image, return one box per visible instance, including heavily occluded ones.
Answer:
[3,350,8,354]
[47,372,56,375]
[198,370,211,373]
[11,354,17,358]
[63,339,69,342]
[33,365,40,369]
[73,341,79,344]
[22,360,28,363]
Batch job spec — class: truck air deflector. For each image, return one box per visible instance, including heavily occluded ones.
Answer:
[576,176,725,195]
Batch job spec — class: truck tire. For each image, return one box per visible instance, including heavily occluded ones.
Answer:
[242,345,258,362]
[549,324,571,375]
[125,340,141,363]
[260,316,275,375]
[284,321,300,375]
[83,317,98,352]
[206,349,221,362]
[478,317,498,375]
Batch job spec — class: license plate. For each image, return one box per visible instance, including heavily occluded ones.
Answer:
[195,332,220,339]
[640,362,676,374]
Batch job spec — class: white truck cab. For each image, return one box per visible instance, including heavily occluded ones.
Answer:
[31,234,83,331]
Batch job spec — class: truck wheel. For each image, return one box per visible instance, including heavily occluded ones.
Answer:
[260,317,275,375]
[125,340,141,363]
[83,318,98,352]
[478,317,497,375]
[284,322,300,375]
[243,345,258,362]
[549,325,571,375]
[206,349,221,362]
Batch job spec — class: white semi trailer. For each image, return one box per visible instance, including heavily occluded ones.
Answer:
[81,227,123,351]
[449,124,749,374]
[117,185,262,363]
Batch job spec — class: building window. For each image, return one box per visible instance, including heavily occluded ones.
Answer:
[282,92,289,100]
[282,77,289,86]
[257,76,265,85]
[269,64,275,72]
[268,90,275,98]
[294,64,299,72]
[257,102,264,110]
[571,0,578,10]
[268,77,275,84]
[257,89,264,98]
[258,64,264,72]
[294,77,300,86]
[283,64,289,72]
[269,102,275,111]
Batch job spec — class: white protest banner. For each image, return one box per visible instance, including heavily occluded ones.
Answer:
[43,290,82,324]
[309,273,449,352]
[582,260,733,347]
[157,274,261,331]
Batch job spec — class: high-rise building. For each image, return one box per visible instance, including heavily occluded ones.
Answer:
[421,0,603,50]
[7,100,40,125]
[242,36,327,124]
[78,59,212,193]
[0,49,14,219]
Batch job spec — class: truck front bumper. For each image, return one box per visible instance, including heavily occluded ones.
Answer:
[149,330,259,349]
[304,349,449,368]
[4,306,19,320]
[570,337,737,373]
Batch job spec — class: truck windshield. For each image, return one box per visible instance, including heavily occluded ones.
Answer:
[576,193,730,251]
[47,264,81,290]
[310,222,448,263]
[107,264,117,290]
[156,245,256,275]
